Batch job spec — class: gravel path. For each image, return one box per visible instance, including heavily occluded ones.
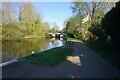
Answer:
[2,42,120,78]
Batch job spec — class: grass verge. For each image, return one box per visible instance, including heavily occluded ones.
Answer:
[67,38,84,43]
[21,47,73,67]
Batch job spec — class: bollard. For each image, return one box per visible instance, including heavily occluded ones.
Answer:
[31,50,35,57]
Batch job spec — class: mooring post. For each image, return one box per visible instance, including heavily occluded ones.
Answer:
[31,50,35,57]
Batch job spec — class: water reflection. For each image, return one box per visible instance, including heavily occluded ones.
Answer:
[1,38,64,63]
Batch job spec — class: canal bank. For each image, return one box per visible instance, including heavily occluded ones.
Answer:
[2,42,120,78]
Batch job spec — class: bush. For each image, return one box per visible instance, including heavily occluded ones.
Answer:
[102,1,120,54]
[74,31,84,41]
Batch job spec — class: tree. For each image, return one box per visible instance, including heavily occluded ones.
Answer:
[51,22,59,33]
[2,2,50,40]
[64,2,104,40]
[41,22,50,34]
[102,1,120,53]
[2,2,24,39]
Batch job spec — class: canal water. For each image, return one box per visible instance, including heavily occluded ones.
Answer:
[1,38,64,63]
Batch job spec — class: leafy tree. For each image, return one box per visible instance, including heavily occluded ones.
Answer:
[102,1,120,53]
[65,2,109,41]
[2,2,51,40]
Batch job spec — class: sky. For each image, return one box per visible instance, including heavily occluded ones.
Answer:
[32,2,73,30]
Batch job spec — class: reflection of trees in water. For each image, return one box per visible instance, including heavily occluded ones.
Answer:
[54,40,61,46]
[0,41,2,52]
[50,40,55,45]
[51,39,63,47]
[48,39,64,50]
[49,38,62,46]
[2,38,50,62]
[50,38,56,45]
[0,41,2,63]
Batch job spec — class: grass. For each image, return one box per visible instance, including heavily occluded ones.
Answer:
[21,47,73,67]
[87,41,120,70]
[67,38,74,41]
[67,38,84,43]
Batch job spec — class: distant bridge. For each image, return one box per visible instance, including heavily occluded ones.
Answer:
[46,33,63,38]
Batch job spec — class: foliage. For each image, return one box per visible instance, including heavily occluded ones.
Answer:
[102,1,120,54]
[1,2,50,40]
[2,21,24,40]
[64,2,112,41]
[64,2,118,42]
[73,31,83,40]
[89,22,108,42]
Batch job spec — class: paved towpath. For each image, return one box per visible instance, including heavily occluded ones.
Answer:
[2,42,120,78]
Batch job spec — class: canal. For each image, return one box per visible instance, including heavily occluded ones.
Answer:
[1,38,64,63]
